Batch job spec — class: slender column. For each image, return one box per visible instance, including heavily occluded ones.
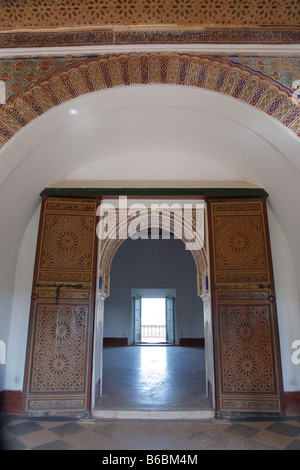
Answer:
[92,293,107,409]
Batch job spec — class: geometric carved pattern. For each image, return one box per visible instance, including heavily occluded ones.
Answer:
[219,305,275,394]
[0,53,299,151]
[41,214,94,270]
[213,214,267,271]
[23,197,98,416]
[30,304,89,394]
[0,0,298,30]
[208,198,284,415]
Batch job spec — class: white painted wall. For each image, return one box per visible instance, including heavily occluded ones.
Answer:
[4,205,40,391]
[267,205,300,391]
[4,194,300,394]
[1,84,300,395]
[103,237,204,344]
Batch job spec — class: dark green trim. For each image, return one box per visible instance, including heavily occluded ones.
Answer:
[40,187,268,198]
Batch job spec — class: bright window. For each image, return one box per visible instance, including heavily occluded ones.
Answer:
[141,298,166,343]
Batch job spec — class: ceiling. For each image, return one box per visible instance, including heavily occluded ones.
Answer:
[0,0,299,48]
[1,0,298,29]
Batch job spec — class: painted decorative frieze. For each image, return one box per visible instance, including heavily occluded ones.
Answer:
[0,0,298,47]
[0,53,299,151]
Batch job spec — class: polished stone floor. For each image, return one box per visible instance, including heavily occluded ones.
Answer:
[96,345,210,411]
[2,345,300,450]
[2,415,300,450]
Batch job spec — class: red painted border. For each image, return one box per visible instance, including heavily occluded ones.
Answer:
[0,390,22,414]
[284,392,300,416]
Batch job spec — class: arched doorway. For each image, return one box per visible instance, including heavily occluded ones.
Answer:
[22,192,284,419]
[95,233,211,415]
[92,198,214,417]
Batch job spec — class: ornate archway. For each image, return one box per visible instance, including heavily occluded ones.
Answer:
[97,201,209,297]
[1,53,299,150]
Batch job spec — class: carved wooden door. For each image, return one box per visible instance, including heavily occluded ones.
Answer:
[22,197,98,417]
[207,198,284,416]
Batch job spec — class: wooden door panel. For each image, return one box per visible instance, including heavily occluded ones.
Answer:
[23,198,98,417]
[207,198,284,416]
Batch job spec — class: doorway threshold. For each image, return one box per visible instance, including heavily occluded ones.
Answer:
[92,409,215,420]
[136,342,173,346]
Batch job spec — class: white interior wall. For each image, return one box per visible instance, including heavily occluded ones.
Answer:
[6,200,300,393]
[4,205,41,391]
[267,205,300,391]
[1,84,300,394]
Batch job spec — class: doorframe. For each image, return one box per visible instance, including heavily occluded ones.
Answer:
[92,193,211,412]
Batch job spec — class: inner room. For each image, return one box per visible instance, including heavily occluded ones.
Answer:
[97,233,210,412]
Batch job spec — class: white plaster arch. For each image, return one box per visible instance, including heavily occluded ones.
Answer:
[1,84,300,394]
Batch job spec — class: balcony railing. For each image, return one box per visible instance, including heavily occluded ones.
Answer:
[141,324,166,342]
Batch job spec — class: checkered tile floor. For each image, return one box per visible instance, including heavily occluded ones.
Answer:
[1,415,300,450]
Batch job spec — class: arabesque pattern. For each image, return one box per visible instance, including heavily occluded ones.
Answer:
[0,53,299,150]
[219,305,275,394]
[213,213,267,271]
[0,0,298,29]
[30,304,89,394]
